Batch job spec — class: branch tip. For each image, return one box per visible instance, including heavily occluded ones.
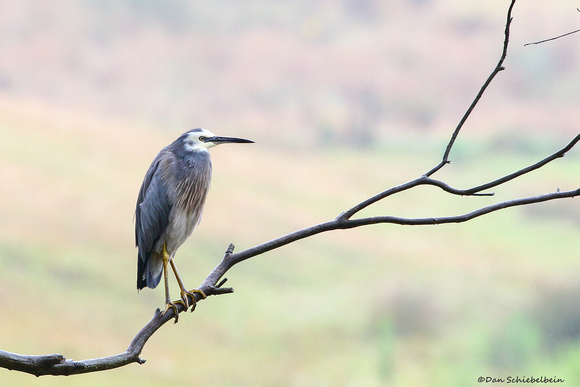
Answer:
[207,284,234,295]
[226,243,235,254]
[217,278,228,288]
[472,192,495,197]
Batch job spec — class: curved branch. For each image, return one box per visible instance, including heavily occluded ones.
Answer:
[201,188,579,291]
[425,0,517,177]
[524,27,580,46]
[463,133,580,194]
[340,133,580,219]
[347,189,579,227]
[0,285,228,376]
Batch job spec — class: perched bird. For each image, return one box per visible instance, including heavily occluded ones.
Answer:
[135,128,253,319]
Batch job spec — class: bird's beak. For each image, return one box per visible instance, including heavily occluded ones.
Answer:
[204,136,254,144]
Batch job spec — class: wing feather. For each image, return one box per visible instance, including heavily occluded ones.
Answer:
[135,149,173,289]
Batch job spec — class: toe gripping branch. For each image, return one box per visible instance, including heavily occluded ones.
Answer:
[160,282,234,323]
[161,288,206,323]
[159,243,237,323]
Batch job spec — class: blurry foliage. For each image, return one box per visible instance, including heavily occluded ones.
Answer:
[375,285,443,339]
[487,314,541,370]
[532,283,580,353]
[0,0,578,147]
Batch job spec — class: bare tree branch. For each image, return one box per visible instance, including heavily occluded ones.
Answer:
[2,0,578,377]
[523,6,580,46]
[340,133,580,218]
[425,0,516,177]
[0,286,228,376]
[459,133,580,195]
[524,28,580,46]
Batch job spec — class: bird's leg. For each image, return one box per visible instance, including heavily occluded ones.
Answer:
[161,244,180,323]
[169,259,206,312]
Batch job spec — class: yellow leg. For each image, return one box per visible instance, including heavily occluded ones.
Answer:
[169,259,206,312]
[160,244,180,323]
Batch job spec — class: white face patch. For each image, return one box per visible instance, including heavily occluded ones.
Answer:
[183,128,217,152]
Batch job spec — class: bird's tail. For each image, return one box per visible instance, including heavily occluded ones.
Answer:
[137,252,163,290]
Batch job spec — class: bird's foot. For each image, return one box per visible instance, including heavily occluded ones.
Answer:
[180,288,207,312]
[161,301,181,323]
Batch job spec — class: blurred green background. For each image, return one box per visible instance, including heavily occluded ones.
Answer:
[0,0,579,386]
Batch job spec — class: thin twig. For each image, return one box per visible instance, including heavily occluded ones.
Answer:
[425,0,517,177]
[524,28,580,46]
[461,133,580,195]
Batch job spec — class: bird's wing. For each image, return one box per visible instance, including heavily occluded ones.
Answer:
[135,149,174,289]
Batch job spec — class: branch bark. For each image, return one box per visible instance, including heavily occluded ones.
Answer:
[2,0,578,377]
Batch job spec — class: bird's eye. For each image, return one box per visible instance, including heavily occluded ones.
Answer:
[199,136,206,141]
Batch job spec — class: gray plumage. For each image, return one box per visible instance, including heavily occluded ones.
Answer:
[135,128,253,297]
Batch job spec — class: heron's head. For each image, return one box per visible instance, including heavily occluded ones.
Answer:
[182,128,254,153]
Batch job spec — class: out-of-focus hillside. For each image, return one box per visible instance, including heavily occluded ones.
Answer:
[0,0,578,145]
[0,1,579,386]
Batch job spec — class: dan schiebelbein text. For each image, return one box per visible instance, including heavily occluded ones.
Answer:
[478,375,564,383]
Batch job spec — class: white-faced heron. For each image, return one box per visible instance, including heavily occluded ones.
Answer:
[135,128,253,319]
